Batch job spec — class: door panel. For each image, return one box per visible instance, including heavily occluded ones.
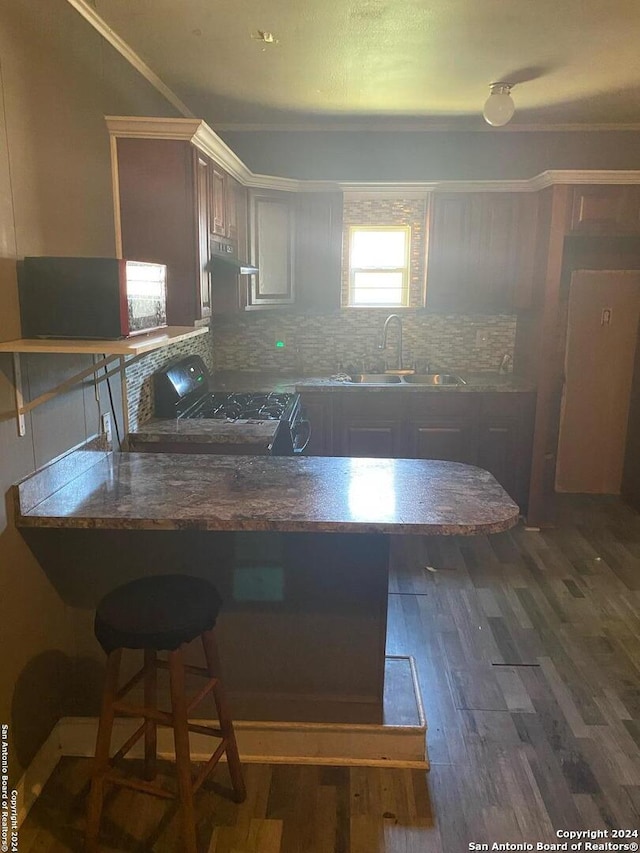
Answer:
[407,422,474,463]
[556,271,640,493]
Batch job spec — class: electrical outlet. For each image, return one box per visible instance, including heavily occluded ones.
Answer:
[475,330,488,347]
[101,412,112,443]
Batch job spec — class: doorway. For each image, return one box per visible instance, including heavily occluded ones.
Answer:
[556,270,640,494]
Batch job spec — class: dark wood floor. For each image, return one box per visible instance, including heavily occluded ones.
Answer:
[19,496,640,852]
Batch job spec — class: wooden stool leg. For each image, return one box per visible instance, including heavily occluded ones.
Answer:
[85,649,122,853]
[168,648,198,853]
[143,648,157,781]
[201,629,246,803]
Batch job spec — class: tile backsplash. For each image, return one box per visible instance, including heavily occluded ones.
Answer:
[125,330,214,431]
[210,311,516,376]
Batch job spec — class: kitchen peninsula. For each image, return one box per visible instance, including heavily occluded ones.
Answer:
[14,448,519,768]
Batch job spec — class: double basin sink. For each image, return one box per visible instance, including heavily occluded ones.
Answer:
[349,373,466,385]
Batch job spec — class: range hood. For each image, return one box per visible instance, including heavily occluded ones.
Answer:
[209,238,259,276]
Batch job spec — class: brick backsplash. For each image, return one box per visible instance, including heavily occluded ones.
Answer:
[125,330,214,431]
[210,311,516,375]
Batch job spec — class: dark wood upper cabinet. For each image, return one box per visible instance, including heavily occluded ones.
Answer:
[210,165,227,237]
[426,192,538,311]
[295,192,344,311]
[247,190,344,311]
[568,186,640,235]
[116,137,210,327]
[248,190,296,308]
[226,175,240,245]
[195,155,212,321]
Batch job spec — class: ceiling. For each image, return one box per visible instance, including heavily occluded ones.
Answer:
[92,0,640,129]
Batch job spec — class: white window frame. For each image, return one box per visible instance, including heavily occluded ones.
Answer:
[347,225,411,308]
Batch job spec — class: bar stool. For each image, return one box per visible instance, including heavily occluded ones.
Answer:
[85,574,246,853]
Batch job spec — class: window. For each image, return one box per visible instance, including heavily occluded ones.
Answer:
[347,225,411,307]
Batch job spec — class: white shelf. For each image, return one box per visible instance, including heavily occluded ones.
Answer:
[1,325,209,437]
[0,325,208,355]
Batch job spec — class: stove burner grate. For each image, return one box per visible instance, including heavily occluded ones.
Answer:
[189,392,293,421]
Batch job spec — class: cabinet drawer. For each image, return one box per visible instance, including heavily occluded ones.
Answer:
[406,392,476,419]
[338,390,406,419]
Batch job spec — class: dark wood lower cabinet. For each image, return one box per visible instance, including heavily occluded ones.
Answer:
[332,392,404,458]
[407,421,475,463]
[300,389,535,510]
[340,421,404,458]
[300,394,333,456]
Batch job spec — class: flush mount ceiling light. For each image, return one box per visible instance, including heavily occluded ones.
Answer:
[483,82,515,127]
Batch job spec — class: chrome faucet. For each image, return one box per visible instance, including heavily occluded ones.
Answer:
[379,314,403,371]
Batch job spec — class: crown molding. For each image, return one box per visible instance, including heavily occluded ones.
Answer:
[106,116,341,191]
[65,0,194,118]
[341,172,640,195]
[215,121,640,134]
[107,118,640,194]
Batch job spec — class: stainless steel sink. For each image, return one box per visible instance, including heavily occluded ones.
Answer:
[349,373,403,384]
[347,372,465,385]
[401,374,466,385]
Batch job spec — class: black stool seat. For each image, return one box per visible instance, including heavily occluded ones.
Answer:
[95,574,222,654]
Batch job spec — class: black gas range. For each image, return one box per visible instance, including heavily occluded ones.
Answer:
[152,355,310,455]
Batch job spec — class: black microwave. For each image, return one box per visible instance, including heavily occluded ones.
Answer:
[19,257,168,339]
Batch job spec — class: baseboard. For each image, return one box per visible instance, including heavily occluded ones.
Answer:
[15,655,427,827]
[14,721,64,827]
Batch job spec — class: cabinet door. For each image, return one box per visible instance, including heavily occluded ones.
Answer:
[210,166,227,237]
[477,421,519,499]
[116,137,199,327]
[195,155,212,321]
[300,393,333,455]
[406,421,475,463]
[426,194,473,309]
[477,393,535,510]
[339,420,403,458]
[569,186,640,235]
[335,392,404,457]
[480,193,538,310]
[226,175,239,244]
[295,192,344,310]
[426,193,537,311]
[249,191,296,307]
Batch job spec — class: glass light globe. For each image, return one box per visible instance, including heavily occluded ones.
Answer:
[483,86,515,127]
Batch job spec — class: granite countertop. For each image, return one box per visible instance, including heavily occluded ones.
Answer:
[15,451,519,536]
[209,370,535,394]
[128,417,280,449]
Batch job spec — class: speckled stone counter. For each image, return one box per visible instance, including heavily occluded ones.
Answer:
[294,373,535,393]
[127,417,280,454]
[15,452,519,534]
[14,447,518,744]
[209,369,535,394]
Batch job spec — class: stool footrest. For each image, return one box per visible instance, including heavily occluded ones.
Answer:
[193,738,228,795]
[111,722,146,764]
[112,701,173,724]
[186,677,219,715]
[116,664,147,700]
[156,660,210,679]
[187,722,224,738]
[105,770,175,800]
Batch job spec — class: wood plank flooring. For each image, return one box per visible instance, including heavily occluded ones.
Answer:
[18,495,640,851]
